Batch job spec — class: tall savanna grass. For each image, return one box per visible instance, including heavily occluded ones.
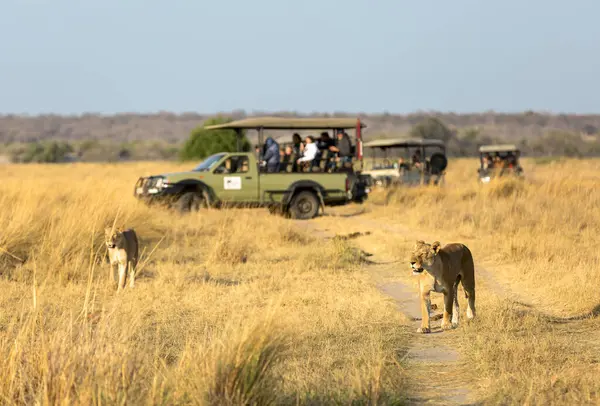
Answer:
[373,158,600,405]
[0,163,408,405]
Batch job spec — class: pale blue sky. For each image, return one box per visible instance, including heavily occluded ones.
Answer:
[1,0,599,115]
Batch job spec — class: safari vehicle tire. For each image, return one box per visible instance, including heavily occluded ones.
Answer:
[176,192,203,213]
[429,152,448,175]
[288,191,320,220]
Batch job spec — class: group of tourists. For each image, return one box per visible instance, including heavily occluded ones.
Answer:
[481,151,517,170]
[257,129,354,173]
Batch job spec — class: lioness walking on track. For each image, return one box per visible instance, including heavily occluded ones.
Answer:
[410,240,476,333]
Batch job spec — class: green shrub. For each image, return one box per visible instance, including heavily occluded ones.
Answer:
[12,141,74,163]
[180,117,250,161]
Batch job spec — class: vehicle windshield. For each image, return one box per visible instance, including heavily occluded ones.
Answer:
[192,153,226,172]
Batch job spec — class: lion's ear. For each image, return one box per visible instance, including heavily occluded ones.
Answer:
[432,241,442,254]
[415,240,425,249]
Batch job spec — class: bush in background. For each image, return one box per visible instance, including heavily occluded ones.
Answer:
[10,141,74,163]
[179,116,250,161]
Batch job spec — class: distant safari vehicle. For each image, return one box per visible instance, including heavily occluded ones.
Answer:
[362,138,448,187]
[478,144,523,183]
[134,117,371,219]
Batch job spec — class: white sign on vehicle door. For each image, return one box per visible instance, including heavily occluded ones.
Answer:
[224,176,242,190]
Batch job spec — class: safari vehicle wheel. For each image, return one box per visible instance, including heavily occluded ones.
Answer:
[176,192,203,213]
[289,191,319,220]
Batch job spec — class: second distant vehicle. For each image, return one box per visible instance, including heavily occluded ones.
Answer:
[362,137,448,187]
[478,144,523,183]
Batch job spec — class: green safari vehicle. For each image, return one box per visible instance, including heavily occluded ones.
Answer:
[133,117,371,219]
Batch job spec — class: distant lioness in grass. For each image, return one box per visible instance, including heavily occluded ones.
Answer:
[104,227,139,292]
[410,240,475,333]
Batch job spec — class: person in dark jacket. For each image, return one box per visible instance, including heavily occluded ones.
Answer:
[330,129,353,169]
[292,133,304,156]
[261,137,281,173]
[317,132,335,151]
[335,130,352,158]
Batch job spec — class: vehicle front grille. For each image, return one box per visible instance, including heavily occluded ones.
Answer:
[145,177,159,188]
[134,176,159,196]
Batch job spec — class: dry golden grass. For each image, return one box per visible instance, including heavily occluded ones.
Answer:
[369,158,600,405]
[0,163,408,405]
[3,158,600,405]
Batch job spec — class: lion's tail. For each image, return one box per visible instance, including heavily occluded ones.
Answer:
[460,244,475,299]
[132,231,139,263]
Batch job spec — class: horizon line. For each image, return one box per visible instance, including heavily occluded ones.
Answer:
[1,109,600,118]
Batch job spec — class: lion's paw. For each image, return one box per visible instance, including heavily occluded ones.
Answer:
[441,322,456,331]
[416,327,431,334]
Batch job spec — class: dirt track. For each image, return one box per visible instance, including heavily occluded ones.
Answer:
[295,204,558,405]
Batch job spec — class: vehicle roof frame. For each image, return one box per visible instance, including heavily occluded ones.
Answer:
[478,144,520,153]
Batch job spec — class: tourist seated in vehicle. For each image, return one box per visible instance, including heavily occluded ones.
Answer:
[292,133,304,156]
[492,153,504,169]
[311,132,327,169]
[482,153,493,169]
[317,132,335,151]
[254,145,262,160]
[331,129,353,168]
[296,135,319,171]
[261,137,281,173]
[279,146,295,172]
[411,150,422,170]
[505,151,516,168]
[398,157,410,171]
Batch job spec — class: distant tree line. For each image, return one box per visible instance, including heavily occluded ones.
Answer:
[1,110,599,145]
[6,140,180,163]
[408,117,600,158]
[2,114,599,163]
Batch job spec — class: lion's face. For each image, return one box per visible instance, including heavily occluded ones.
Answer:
[104,227,123,249]
[410,240,442,275]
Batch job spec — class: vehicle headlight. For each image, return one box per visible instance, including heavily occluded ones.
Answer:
[155,177,172,188]
[481,176,491,183]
